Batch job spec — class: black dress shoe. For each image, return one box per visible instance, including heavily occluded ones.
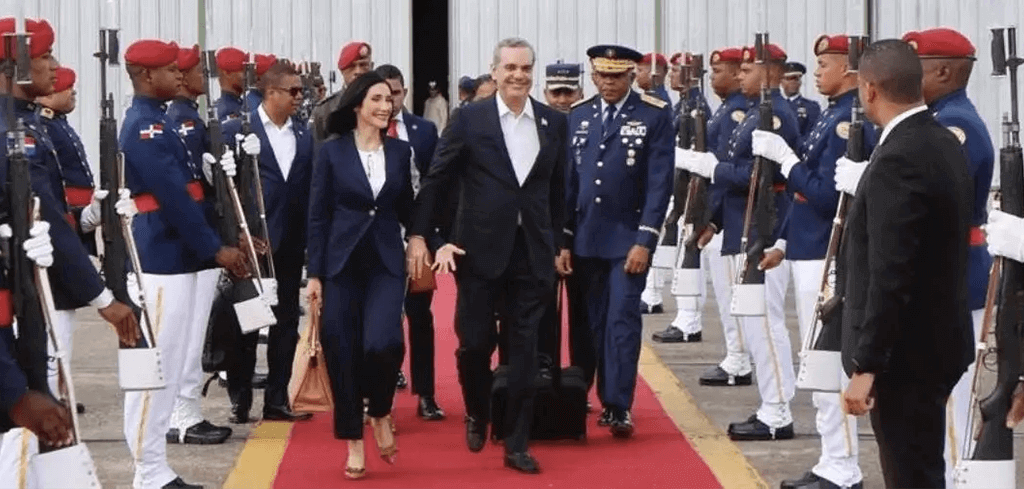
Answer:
[640,302,664,314]
[396,371,408,389]
[76,402,86,414]
[263,405,313,422]
[698,366,753,386]
[653,328,702,343]
[727,417,794,441]
[597,407,613,427]
[780,471,861,489]
[166,420,232,445]
[465,416,487,452]
[609,409,634,438]
[417,397,445,421]
[162,477,203,489]
[503,451,540,474]
[229,404,250,424]
[252,373,268,390]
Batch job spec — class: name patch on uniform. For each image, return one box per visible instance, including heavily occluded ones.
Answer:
[140,123,164,140]
[731,110,745,123]
[947,126,966,144]
[835,121,850,140]
[620,121,647,137]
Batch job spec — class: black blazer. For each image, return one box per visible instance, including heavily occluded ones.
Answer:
[411,95,567,281]
[838,110,974,386]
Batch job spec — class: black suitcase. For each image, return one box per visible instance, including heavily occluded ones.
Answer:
[490,279,588,441]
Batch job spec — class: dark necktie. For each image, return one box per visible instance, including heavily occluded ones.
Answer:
[603,104,617,136]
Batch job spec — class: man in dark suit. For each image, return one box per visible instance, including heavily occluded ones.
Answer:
[835,39,973,488]
[222,60,315,424]
[376,64,446,420]
[407,37,567,474]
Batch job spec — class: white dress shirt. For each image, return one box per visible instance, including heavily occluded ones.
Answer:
[393,111,421,196]
[356,142,387,198]
[877,104,929,147]
[495,93,540,186]
[258,104,297,180]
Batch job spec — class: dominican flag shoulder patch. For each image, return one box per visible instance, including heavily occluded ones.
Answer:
[140,123,164,140]
[23,136,35,149]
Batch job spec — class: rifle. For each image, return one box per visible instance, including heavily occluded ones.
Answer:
[297,61,319,121]
[2,24,49,395]
[732,33,777,317]
[238,55,276,286]
[795,35,869,393]
[657,56,693,264]
[953,26,1022,489]
[672,54,710,297]
[93,27,163,392]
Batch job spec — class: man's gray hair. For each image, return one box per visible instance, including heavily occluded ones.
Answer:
[492,37,536,67]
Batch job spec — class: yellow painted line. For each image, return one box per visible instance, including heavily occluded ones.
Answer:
[639,343,768,489]
[223,421,294,489]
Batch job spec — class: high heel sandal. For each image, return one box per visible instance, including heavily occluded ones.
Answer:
[345,440,366,480]
[369,416,398,464]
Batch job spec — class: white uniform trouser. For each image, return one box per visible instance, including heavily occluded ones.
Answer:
[167,269,220,432]
[124,271,214,489]
[641,265,668,307]
[741,258,794,428]
[944,308,985,488]
[713,237,750,375]
[790,260,862,487]
[670,227,707,335]
[47,310,76,396]
[0,429,38,489]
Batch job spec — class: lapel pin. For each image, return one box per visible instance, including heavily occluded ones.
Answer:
[412,124,418,130]
[541,118,548,127]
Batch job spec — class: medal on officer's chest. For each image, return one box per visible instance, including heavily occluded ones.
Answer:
[626,148,636,167]
[621,121,645,167]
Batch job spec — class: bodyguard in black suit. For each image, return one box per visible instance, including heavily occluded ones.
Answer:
[835,40,973,488]
[407,38,567,474]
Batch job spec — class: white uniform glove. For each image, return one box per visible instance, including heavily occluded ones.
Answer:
[78,189,109,233]
[752,129,800,178]
[675,147,718,181]
[834,156,868,196]
[0,221,54,268]
[986,209,1024,263]
[202,150,237,182]
[236,133,261,156]
[115,188,137,219]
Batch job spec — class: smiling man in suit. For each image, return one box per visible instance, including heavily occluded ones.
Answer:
[835,39,973,488]
[406,37,567,474]
[376,63,446,421]
[222,60,315,424]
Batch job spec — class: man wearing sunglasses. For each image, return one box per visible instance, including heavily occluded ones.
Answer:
[222,60,315,424]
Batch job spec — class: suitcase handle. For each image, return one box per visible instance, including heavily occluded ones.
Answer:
[551,278,566,389]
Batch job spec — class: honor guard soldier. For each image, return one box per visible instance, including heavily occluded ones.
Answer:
[637,52,670,103]
[677,43,801,441]
[564,44,674,437]
[311,41,373,142]
[901,27,995,488]
[542,62,583,114]
[757,34,875,489]
[119,38,247,489]
[782,61,822,140]
[214,47,247,123]
[245,53,276,112]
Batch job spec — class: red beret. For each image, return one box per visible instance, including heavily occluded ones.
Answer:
[125,39,180,68]
[255,53,276,76]
[53,66,75,92]
[0,17,55,59]
[337,41,371,71]
[814,34,849,56]
[741,44,787,63]
[710,47,743,65]
[177,44,200,72]
[640,52,669,68]
[902,28,976,58]
[216,47,246,73]
[669,52,684,66]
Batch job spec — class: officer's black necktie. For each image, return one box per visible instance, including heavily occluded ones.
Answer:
[603,104,617,136]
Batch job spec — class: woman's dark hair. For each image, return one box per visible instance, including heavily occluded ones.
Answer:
[326,70,392,137]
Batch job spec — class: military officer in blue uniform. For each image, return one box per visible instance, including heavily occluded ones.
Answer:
[117,38,248,489]
[677,43,800,441]
[214,47,247,124]
[782,61,822,140]
[563,44,674,437]
[756,34,874,489]
[900,27,995,488]
[542,62,584,114]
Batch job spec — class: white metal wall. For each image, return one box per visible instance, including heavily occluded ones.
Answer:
[3,0,412,180]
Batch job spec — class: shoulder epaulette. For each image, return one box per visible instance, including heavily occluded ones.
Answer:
[572,95,596,110]
[640,92,668,109]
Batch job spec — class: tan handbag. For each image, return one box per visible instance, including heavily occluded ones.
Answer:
[288,304,334,412]
[408,268,437,294]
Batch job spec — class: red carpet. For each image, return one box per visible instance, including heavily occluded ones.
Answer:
[272,274,721,488]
